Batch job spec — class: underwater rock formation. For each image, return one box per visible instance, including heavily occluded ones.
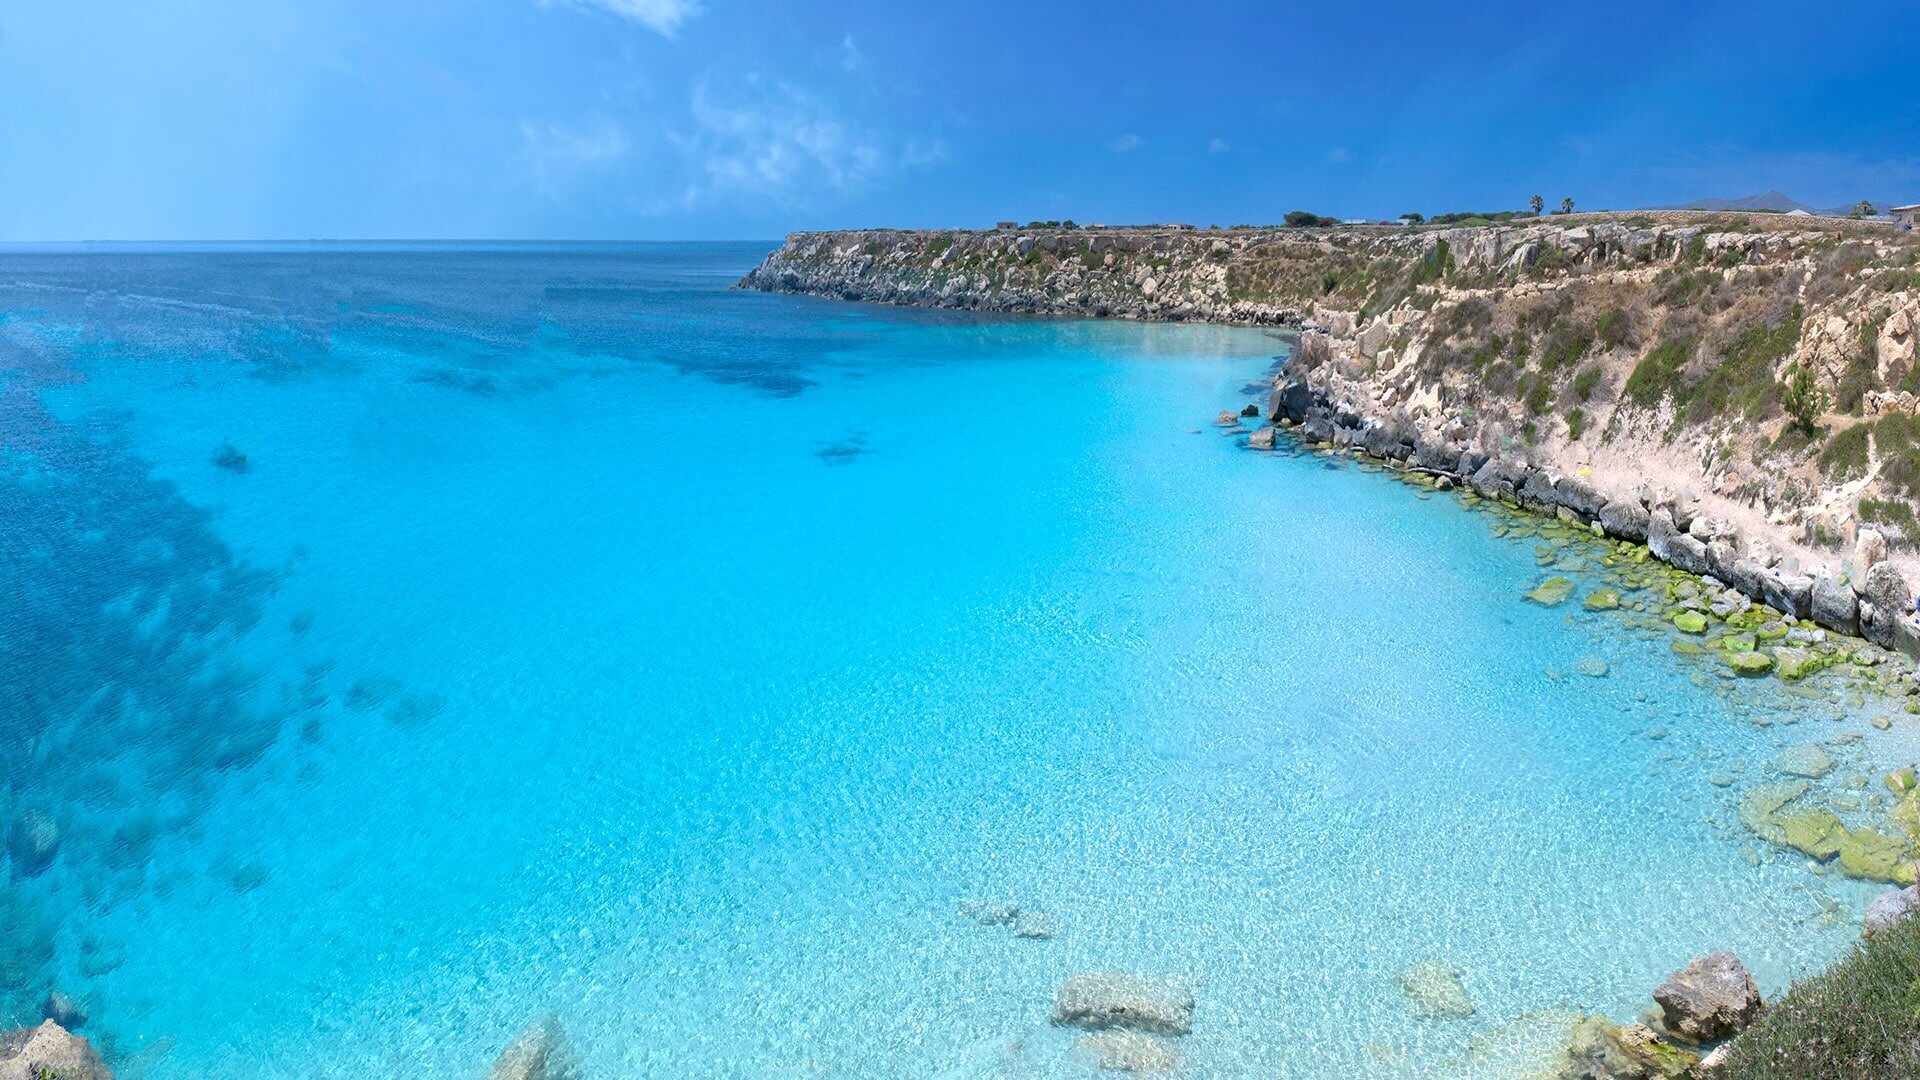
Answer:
[1393,958,1476,1020]
[486,1014,577,1080]
[0,1021,110,1080]
[1075,1030,1178,1073]
[1051,973,1195,1037]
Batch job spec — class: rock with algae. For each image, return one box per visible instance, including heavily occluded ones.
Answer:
[1525,577,1577,606]
[1774,744,1835,779]
[1672,611,1708,634]
[1583,588,1621,611]
[1728,651,1774,676]
[1555,1017,1700,1080]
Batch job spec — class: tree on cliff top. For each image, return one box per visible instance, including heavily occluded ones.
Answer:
[1285,210,1338,228]
[1529,194,1545,216]
[1558,197,1576,215]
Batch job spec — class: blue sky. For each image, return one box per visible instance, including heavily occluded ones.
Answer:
[2,0,1916,240]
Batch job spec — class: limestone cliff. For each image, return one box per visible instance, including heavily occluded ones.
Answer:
[742,214,1920,650]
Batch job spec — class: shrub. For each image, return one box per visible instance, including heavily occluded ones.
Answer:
[1820,422,1872,481]
[1862,498,1920,540]
[1626,338,1695,407]
[1595,307,1632,350]
[1572,364,1603,401]
[1409,240,1453,287]
[1567,408,1586,439]
[1879,412,1920,498]
[1683,305,1803,425]
[1721,913,1920,1078]
[1538,323,1595,373]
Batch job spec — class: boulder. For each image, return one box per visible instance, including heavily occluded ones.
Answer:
[1075,1031,1178,1073]
[1811,574,1860,636]
[1863,562,1912,647]
[1728,651,1774,676]
[1052,973,1195,1036]
[1554,475,1606,518]
[1854,528,1889,592]
[0,1021,111,1080]
[1672,611,1708,634]
[1272,378,1313,423]
[1247,426,1276,450]
[486,1015,578,1080]
[1863,885,1920,937]
[1394,959,1475,1019]
[1760,572,1814,620]
[1584,589,1622,611]
[1599,499,1651,542]
[1652,953,1763,1043]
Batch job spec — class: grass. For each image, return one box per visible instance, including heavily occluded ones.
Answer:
[1567,408,1586,440]
[1721,910,1920,1078]
[1680,305,1802,426]
[1595,307,1631,350]
[1572,364,1603,401]
[1537,322,1594,374]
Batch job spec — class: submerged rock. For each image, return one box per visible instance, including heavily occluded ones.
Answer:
[486,1014,577,1080]
[1394,958,1475,1020]
[1863,885,1920,936]
[0,1021,111,1080]
[1770,646,1829,681]
[1774,744,1835,779]
[7,810,59,878]
[1558,1017,1700,1079]
[1728,651,1773,676]
[1525,577,1577,606]
[1651,953,1763,1043]
[1247,426,1276,450]
[1583,589,1622,611]
[956,899,1021,926]
[1672,611,1708,634]
[1075,1030,1178,1073]
[1575,656,1611,678]
[39,992,85,1030]
[1011,910,1060,940]
[1052,973,1195,1036]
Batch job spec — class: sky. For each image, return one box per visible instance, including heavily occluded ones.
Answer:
[2,0,1917,240]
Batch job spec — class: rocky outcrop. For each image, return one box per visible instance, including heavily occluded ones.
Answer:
[1051,973,1195,1037]
[1651,953,1764,1044]
[0,1021,110,1080]
[485,1015,577,1080]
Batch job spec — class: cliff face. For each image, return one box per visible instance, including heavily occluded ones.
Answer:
[742,215,1920,650]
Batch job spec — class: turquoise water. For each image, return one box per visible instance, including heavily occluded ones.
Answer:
[0,243,1909,1077]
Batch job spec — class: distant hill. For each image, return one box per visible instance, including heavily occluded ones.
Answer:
[1647,190,1892,217]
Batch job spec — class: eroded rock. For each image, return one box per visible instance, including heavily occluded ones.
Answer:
[1863,885,1920,937]
[0,1021,111,1080]
[1651,953,1763,1043]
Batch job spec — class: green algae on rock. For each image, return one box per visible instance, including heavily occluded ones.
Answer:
[1672,611,1709,634]
[1524,577,1577,607]
[1582,588,1621,611]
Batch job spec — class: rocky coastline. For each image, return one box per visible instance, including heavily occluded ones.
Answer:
[741,215,1920,665]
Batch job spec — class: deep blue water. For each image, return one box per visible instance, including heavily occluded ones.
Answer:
[0,243,1910,1078]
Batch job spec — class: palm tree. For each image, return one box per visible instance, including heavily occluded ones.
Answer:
[1529,194,1545,216]
[1559,197,1575,215]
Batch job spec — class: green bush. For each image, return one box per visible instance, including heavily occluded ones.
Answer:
[1567,408,1586,440]
[1538,323,1595,373]
[1626,339,1695,407]
[1879,412,1920,498]
[1682,306,1803,425]
[1573,364,1603,401]
[1595,308,1632,350]
[1722,913,1920,1078]
[1409,240,1453,287]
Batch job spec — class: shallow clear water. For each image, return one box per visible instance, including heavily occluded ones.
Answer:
[1,243,1912,1078]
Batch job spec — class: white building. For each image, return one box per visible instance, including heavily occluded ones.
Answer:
[1892,204,1920,229]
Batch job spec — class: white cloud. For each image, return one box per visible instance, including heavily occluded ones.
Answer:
[1109,133,1144,153]
[840,34,866,73]
[1325,146,1353,165]
[1208,137,1230,155]
[668,78,944,209]
[545,0,702,38]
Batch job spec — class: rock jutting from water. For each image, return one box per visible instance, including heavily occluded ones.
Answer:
[1650,953,1763,1044]
[0,1021,111,1080]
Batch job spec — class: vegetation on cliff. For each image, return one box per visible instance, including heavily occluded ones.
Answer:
[1719,912,1920,1078]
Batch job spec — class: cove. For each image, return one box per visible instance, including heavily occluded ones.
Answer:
[1,243,1913,1078]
